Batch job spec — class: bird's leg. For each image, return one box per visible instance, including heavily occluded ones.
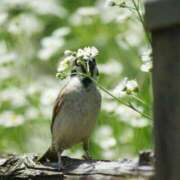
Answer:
[57,151,63,171]
[82,140,92,160]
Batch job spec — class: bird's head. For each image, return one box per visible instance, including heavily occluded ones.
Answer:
[56,47,99,81]
[70,47,99,80]
[71,57,99,79]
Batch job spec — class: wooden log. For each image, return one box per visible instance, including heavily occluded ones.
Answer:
[145,0,180,179]
[0,151,154,179]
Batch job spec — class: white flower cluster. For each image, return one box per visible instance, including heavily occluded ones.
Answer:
[0,111,24,127]
[38,27,70,61]
[140,48,153,72]
[70,7,99,26]
[56,46,99,80]
[76,46,99,59]
[112,78,139,97]
[0,41,17,66]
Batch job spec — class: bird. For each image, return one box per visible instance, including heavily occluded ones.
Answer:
[39,56,101,170]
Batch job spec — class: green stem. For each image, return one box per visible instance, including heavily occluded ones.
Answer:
[130,94,149,107]
[96,81,152,120]
[128,101,151,120]
[73,72,152,120]
[131,0,152,44]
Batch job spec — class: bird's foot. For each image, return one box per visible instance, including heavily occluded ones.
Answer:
[57,162,64,171]
[57,151,64,171]
[82,154,92,160]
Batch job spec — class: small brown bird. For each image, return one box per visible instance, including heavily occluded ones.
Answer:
[39,55,101,170]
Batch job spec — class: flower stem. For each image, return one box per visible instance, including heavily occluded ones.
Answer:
[131,0,152,44]
[130,94,151,109]
[75,72,152,120]
[96,81,152,120]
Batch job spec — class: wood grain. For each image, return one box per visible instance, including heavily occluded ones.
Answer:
[0,151,154,179]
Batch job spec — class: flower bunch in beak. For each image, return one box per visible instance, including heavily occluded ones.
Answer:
[56,47,99,80]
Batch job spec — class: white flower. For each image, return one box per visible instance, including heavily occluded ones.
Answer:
[56,56,75,79]
[96,125,113,138]
[141,61,152,72]
[56,47,99,80]
[69,7,98,26]
[28,0,67,17]
[112,105,150,128]
[115,105,140,121]
[140,48,152,62]
[0,0,28,8]
[130,118,150,128]
[76,46,99,59]
[52,27,71,38]
[8,14,42,35]
[38,27,70,61]
[0,111,25,127]
[64,50,73,56]
[0,67,11,80]
[0,88,27,107]
[38,37,64,60]
[116,10,131,23]
[112,78,128,98]
[0,52,17,65]
[25,107,39,120]
[111,78,138,97]
[98,59,123,75]
[140,47,153,72]
[0,41,17,66]
[77,7,98,16]
[76,49,84,58]
[102,101,118,112]
[99,137,116,149]
[105,0,116,7]
[95,125,116,151]
[0,12,8,25]
[126,79,138,93]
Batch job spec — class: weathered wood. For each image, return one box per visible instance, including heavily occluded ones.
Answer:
[145,0,180,30]
[145,0,180,179]
[0,151,154,179]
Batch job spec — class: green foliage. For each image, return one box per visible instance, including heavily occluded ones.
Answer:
[0,0,152,159]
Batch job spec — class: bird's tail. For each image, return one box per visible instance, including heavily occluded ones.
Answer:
[38,146,58,163]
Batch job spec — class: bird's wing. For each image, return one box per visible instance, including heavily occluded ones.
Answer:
[50,84,68,133]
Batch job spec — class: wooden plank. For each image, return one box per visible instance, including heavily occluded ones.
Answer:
[0,152,154,179]
[150,25,180,180]
[145,1,180,179]
[145,0,180,179]
[145,0,180,30]
[146,0,180,180]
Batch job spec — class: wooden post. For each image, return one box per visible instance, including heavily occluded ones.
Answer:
[145,0,180,179]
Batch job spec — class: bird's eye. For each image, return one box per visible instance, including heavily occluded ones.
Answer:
[75,59,82,66]
[76,59,82,65]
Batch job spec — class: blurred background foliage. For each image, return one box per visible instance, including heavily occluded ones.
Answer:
[0,0,153,159]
